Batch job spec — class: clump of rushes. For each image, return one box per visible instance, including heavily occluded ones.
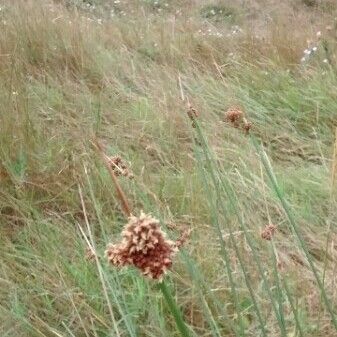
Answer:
[225,106,252,134]
[187,104,199,128]
[261,223,277,241]
[107,155,134,179]
[93,138,191,337]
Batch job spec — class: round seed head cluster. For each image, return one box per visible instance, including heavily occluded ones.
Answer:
[261,224,277,241]
[106,212,179,280]
[225,106,253,134]
[107,155,133,179]
[225,107,243,126]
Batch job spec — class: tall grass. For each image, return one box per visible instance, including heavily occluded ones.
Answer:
[1,0,337,336]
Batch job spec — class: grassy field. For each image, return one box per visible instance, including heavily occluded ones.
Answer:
[1,0,337,336]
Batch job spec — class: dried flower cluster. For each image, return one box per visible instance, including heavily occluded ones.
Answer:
[261,224,277,241]
[225,106,252,134]
[225,106,243,126]
[187,105,199,128]
[107,155,133,179]
[106,212,186,280]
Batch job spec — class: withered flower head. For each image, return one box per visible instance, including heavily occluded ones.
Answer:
[261,224,277,241]
[187,105,199,128]
[107,155,133,179]
[225,106,244,127]
[106,212,186,280]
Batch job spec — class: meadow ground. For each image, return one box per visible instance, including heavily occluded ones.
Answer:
[1,0,337,336]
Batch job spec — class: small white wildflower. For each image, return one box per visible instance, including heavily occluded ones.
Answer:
[323,58,328,63]
[304,49,310,55]
[12,91,18,96]
[316,31,322,38]
[301,57,306,62]
[312,46,317,52]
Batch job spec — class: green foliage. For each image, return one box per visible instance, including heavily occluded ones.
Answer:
[1,0,337,336]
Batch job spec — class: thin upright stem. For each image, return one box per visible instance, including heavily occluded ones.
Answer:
[158,281,190,337]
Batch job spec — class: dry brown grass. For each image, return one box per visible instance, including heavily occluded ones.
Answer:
[1,0,337,336]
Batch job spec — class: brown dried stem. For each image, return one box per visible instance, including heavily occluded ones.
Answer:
[92,138,131,217]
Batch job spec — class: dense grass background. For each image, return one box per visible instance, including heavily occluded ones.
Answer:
[1,0,337,336]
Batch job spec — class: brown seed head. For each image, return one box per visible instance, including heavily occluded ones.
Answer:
[175,227,192,249]
[107,155,133,179]
[243,117,252,135]
[187,105,199,128]
[225,107,244,127]
[85,247,97,262]
[261,224,277,241]
[106,212,186,280]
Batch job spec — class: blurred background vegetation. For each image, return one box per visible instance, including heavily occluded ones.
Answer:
[1,0,337,336]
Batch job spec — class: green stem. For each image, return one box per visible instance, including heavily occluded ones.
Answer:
[158,281,190,337]
[251,136,337,331]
